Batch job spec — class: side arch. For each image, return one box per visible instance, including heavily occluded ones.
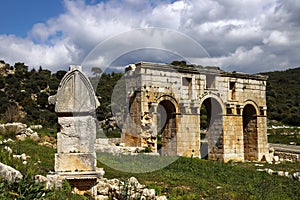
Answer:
[155,95,180,114]
[154,95,179,156]
[242,102,259,161]
[243,100,260,115]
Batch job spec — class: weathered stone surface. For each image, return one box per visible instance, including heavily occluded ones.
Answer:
[55,153,96,172]
[0,162,23,183]
[53,65,99,114]
[57,116,96,154]
[122,62,270,162]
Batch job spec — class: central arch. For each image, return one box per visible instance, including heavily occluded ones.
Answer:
[200,97,224,160]
[156,100,177,156]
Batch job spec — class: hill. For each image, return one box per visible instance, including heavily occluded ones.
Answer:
[0,60,299,127]
[261,67,300,126]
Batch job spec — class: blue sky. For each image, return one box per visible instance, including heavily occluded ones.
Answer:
[0,0,300,73]
[0,0,64,37]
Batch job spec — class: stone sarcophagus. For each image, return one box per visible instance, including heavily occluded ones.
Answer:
[50,65,100,172]
[48,65,103,196]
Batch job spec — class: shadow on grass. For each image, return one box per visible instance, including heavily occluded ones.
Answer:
[96,152,179,173]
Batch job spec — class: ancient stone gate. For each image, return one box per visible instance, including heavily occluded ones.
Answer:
[122,62,270,162]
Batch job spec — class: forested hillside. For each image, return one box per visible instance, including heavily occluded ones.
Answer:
[0,60,299,127]
[0,61,65,127]
[0,61,123,128]
[261,67,300,126]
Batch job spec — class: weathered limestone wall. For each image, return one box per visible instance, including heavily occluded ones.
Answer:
[223,115,244,162]
[257,116,270,161]
[122,62,270,162]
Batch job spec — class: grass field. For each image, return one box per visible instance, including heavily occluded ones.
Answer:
[0,139,300,199]
[268,127,300,146]
[98,154,300,200]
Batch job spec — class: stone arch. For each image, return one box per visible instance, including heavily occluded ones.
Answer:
[155,95,180,114]
[199,96,224,160]
[155,95,179,156]
[243,100,260,115]
[199,94,225,115]
[243,103,258,161]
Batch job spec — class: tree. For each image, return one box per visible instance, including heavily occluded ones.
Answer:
[91,67,102,77]
[2,104,21,123]
[0,76,5,88]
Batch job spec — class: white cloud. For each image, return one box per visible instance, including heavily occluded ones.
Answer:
[0,0,300,73]
[263,31,290,46]
[0,34,80,70]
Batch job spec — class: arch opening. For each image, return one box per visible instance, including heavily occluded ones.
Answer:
[200,98,223,160]
[157,100,177,156]
[243,104,258,161]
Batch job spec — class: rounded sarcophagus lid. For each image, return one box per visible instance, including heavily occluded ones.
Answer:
[54,65,99,114]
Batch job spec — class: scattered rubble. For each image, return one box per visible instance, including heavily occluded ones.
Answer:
[16,127,40,141]
[0,122,27,135]
[0,138,14,144]
[34,175,166,200]
[256,168,300,181]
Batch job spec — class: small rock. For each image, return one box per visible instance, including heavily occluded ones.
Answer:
[254,164,264,167]
[128,176,145,189]
[0,162,23,183]
[142,188,156,198]
[265,168,274,175]
[35,175,48,183]
[277,171,284,176]
[273,156,279,162]
[4,146,12,154]
[13,154,22,159]
[95,195,109,200]
[16,134,27,141]
[292,172,300,181]
[97,179,110,195]
[157,195,168,200]
[30,132,40,141]
[30,125,43,130]
[21,153,27,160]
[7,138,14,143]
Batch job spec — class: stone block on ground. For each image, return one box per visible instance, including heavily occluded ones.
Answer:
[0,162,23,183]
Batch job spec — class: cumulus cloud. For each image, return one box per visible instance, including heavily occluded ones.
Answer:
[0,0,299,73]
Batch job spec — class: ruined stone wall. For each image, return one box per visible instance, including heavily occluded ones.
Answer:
[122,62,269,162]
